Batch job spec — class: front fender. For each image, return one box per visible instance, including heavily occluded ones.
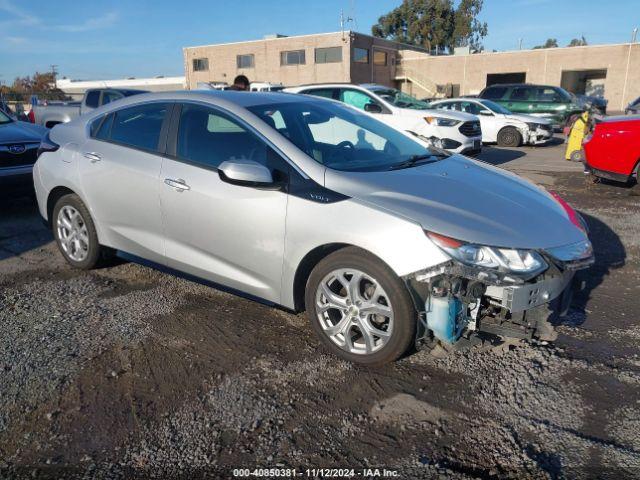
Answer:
[281,196,449,309]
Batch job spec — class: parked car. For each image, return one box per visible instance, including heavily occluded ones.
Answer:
[479,84,584,130]
[583,115,640,185]
[250,82,285,92]
[574,94,607,115]
[30,88,148,128]
[285,84,482,155]
[626,96,640,115]
[33,91,593,365]
[428,98,553,147]
[0,108,47,193]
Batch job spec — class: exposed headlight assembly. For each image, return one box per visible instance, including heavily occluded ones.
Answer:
[426,231,548,280]
[526,122,541,130]
[425,116,461,127]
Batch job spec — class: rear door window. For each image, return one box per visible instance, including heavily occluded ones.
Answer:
[109,103,169,152]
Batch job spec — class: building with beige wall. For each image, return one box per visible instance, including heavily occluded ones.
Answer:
[398,43,640,111]
[184,31,640,112]
[183,31,425,90]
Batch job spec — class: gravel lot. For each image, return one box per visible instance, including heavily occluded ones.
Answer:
[1,139,639,479]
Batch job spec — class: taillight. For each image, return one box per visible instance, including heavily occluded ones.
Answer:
[37,132,59,159]
[549,191,586,232]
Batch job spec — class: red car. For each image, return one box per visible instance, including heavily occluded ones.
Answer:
[583,115,640,185]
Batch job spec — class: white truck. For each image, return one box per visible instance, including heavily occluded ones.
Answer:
[30,88,147,128]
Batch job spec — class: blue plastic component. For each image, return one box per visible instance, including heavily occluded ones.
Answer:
[425,296,465,344]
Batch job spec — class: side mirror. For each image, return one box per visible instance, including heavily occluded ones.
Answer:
[364,103,383,114]
[218,159,278,189]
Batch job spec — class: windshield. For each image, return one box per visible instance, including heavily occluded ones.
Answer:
[478,99,512,115]
[247,100,448,172]
[367,87,430,110]
[0,109,12,124]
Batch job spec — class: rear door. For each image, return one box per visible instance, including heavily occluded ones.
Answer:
[159,103,289,303]
[506,86,533,113]
[78,102,171,262]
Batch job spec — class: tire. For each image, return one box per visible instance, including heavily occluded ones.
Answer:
[497,127,522,147]
[52,193,103,270]
[569,150,583,163]
[304,247,416,366]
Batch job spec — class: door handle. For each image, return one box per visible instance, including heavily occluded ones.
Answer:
[83,152,101,162]
[164,178,191,191]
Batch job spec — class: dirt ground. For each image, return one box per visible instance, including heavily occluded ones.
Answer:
[1,140,639,479]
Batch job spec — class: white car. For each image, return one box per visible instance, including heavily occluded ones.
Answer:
[250,82,285,92]
[285,84,482,155]
[428,98,553,147]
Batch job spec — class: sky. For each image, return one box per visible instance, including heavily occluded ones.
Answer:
[0,0,638,83]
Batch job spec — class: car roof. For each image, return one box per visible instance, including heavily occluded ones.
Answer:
[483,83,559,89]
[600,114,640,123]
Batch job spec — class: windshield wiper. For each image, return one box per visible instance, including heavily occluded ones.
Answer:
[388,154,444,170]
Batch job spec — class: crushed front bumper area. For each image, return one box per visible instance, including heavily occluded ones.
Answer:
[407,254,591,349]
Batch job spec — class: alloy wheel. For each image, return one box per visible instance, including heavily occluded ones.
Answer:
[315,268,394,355]
[56,205,90,262]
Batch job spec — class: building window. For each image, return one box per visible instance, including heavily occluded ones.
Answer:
[193,58,209,72]
[237,54,255,69]
[315,46,342,64]
[280,50,306,66]
[353,48,369,64]
[373,50,388,66]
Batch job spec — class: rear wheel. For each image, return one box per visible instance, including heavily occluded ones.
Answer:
[305,247,416,366]
[497,127,522,147]
[52,194,104,270]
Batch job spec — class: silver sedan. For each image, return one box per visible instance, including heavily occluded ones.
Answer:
[33,91,593,365]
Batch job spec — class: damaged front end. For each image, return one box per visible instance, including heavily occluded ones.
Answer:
[406,232,594,351]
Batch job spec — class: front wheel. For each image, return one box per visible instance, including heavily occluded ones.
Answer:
[305,247,416,366]
[497,127,522,147]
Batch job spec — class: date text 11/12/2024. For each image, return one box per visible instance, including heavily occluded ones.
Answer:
[232,468,400,477]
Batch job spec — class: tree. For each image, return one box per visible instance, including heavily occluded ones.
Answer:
[533,38,558,49]
[9,72,67,101]
[453,0,488,51]
[567,36,587,47]
[371,0,488,52]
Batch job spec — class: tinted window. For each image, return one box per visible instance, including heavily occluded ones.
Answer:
[85,90,100,108]
[302,88,337,100]
[460,101,483,115]
[90,116,104,137]
[481,86,507,100]
[534,87,570,102]
[94,113,114,141]
[315,47,342,64]
[177,104,272,170]
[354,48,369,63]
[509,87,532,101]
[110,103,168,152]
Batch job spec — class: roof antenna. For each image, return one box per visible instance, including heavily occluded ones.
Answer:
[340,9,354,42]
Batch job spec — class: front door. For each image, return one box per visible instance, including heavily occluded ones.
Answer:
[78,102,170,263]
[159,103,289,303]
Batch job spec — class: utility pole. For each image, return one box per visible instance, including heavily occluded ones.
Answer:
[518,38,523,50]
[632,28,638,43]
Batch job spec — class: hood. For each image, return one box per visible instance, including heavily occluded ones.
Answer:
[0,120,47,144]
[324,155,586,250]
[400,108,477,122]
[504,113,552,125]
